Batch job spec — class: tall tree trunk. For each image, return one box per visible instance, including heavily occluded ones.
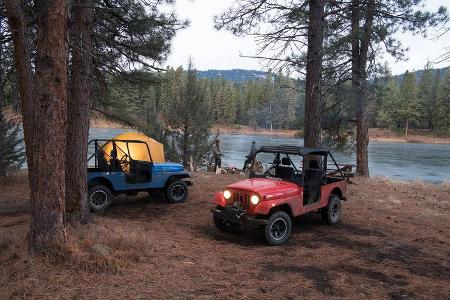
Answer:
[304,0,324,148]
[5,0,35,172]
[352,0,374,177]
[6,0,69,253]
[0,30,5,177]
[65,0,92,224]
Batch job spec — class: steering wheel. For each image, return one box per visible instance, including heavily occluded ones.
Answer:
[264,166,276,177]
[119,154,131,168]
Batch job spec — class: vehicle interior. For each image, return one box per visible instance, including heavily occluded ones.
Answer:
[87,139,153,184]
[249,146,345,206]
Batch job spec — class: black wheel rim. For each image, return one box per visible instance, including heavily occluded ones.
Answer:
[331,202,340,221]
[270,218,287,240]
[171,184,185,201]
[91,190,107,209]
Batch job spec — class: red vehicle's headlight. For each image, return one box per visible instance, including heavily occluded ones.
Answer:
[250,195,260,205]
[223,190,232,200]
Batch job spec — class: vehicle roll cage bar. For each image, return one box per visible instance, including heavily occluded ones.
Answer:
[249,145,345,180]
[87,139,153,169]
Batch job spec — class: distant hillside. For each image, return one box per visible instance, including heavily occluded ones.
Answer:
[197,69,268,83]
[196,66,449,84]
[392,66,448,83]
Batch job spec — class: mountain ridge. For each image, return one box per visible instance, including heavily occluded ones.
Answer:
[196,67,449,83]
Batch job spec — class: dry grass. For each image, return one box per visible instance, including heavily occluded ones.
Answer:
[1,173,449,299]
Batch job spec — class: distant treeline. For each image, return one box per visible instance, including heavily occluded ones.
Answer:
[101,67,304,131]
[101,65,450,138]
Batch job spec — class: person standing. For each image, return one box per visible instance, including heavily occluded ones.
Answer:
[243,141,257,171]
[212,139,222,171]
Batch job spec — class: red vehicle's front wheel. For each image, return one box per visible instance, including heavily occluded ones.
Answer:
[264,211,292,246]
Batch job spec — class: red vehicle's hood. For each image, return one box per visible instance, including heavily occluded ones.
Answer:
[227,178,301,199]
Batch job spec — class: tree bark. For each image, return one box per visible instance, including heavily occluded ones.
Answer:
[303,0,324,148]
[65,0,92,224]
[0,27,5,177]
[352,0,374,177]
[7,0,70,253]
[5,0,35,171]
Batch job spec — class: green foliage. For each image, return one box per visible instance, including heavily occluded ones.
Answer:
[435,71,450,132]
[162,60,213,168]
[0,117,25,176]
[374,68,450,134]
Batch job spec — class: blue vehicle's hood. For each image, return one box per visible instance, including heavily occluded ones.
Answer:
[153,162,184,172]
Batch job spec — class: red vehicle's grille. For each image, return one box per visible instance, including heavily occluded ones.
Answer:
[233,192,250,210]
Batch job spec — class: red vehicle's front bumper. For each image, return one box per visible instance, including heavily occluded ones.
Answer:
[211,206,267,228]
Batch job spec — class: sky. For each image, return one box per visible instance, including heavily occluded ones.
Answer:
[164,0,450,76]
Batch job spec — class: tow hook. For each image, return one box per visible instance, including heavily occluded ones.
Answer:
[236,212,244,219]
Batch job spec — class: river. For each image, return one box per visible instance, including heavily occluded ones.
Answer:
[89,128,450,183]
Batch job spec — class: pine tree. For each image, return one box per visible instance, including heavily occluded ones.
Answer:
[435,70,450,132]
[399,71,419,136]
[222,82,236,124]
[0,117,25,177]
[378,77,400,129]
[417,64,437,129]
[163,60,213,169]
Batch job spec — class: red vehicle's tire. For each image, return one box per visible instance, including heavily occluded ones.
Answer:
[264,211,292,246]
[213,215,241,233]
[322,195,341,225]
[88,185,112,213]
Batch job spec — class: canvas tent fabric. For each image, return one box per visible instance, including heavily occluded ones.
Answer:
[102,132,165,163]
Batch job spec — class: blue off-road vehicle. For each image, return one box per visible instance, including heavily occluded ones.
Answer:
[87,138,192,212]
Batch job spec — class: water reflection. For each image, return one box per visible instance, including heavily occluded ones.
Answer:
[89,129,450,183]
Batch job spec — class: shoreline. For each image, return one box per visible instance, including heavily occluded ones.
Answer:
[91,123,450,145]
[212,125,450,145]
[8,107,450,144]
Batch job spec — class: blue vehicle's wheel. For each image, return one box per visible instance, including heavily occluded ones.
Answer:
[165,180,188,203]
[88,185,112,212]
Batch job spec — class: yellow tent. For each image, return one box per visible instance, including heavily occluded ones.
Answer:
[102,132,165,163]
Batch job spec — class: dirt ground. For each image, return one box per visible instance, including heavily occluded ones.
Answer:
[0,173,449,299]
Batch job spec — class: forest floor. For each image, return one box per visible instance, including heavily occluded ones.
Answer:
[1,172,449,299]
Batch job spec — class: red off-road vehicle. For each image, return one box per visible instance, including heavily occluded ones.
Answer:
[211,146,347,245]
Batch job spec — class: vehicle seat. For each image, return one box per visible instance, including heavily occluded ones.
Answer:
[276,157,294,180]
[304,159,323,204]
[109,149,123,172]
[129,160,151,183]
[97,150,108,172]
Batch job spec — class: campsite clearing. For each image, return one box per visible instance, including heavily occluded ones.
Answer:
[1,173,449,299]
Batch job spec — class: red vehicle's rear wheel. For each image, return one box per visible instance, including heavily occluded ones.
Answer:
[322,195,341,224]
